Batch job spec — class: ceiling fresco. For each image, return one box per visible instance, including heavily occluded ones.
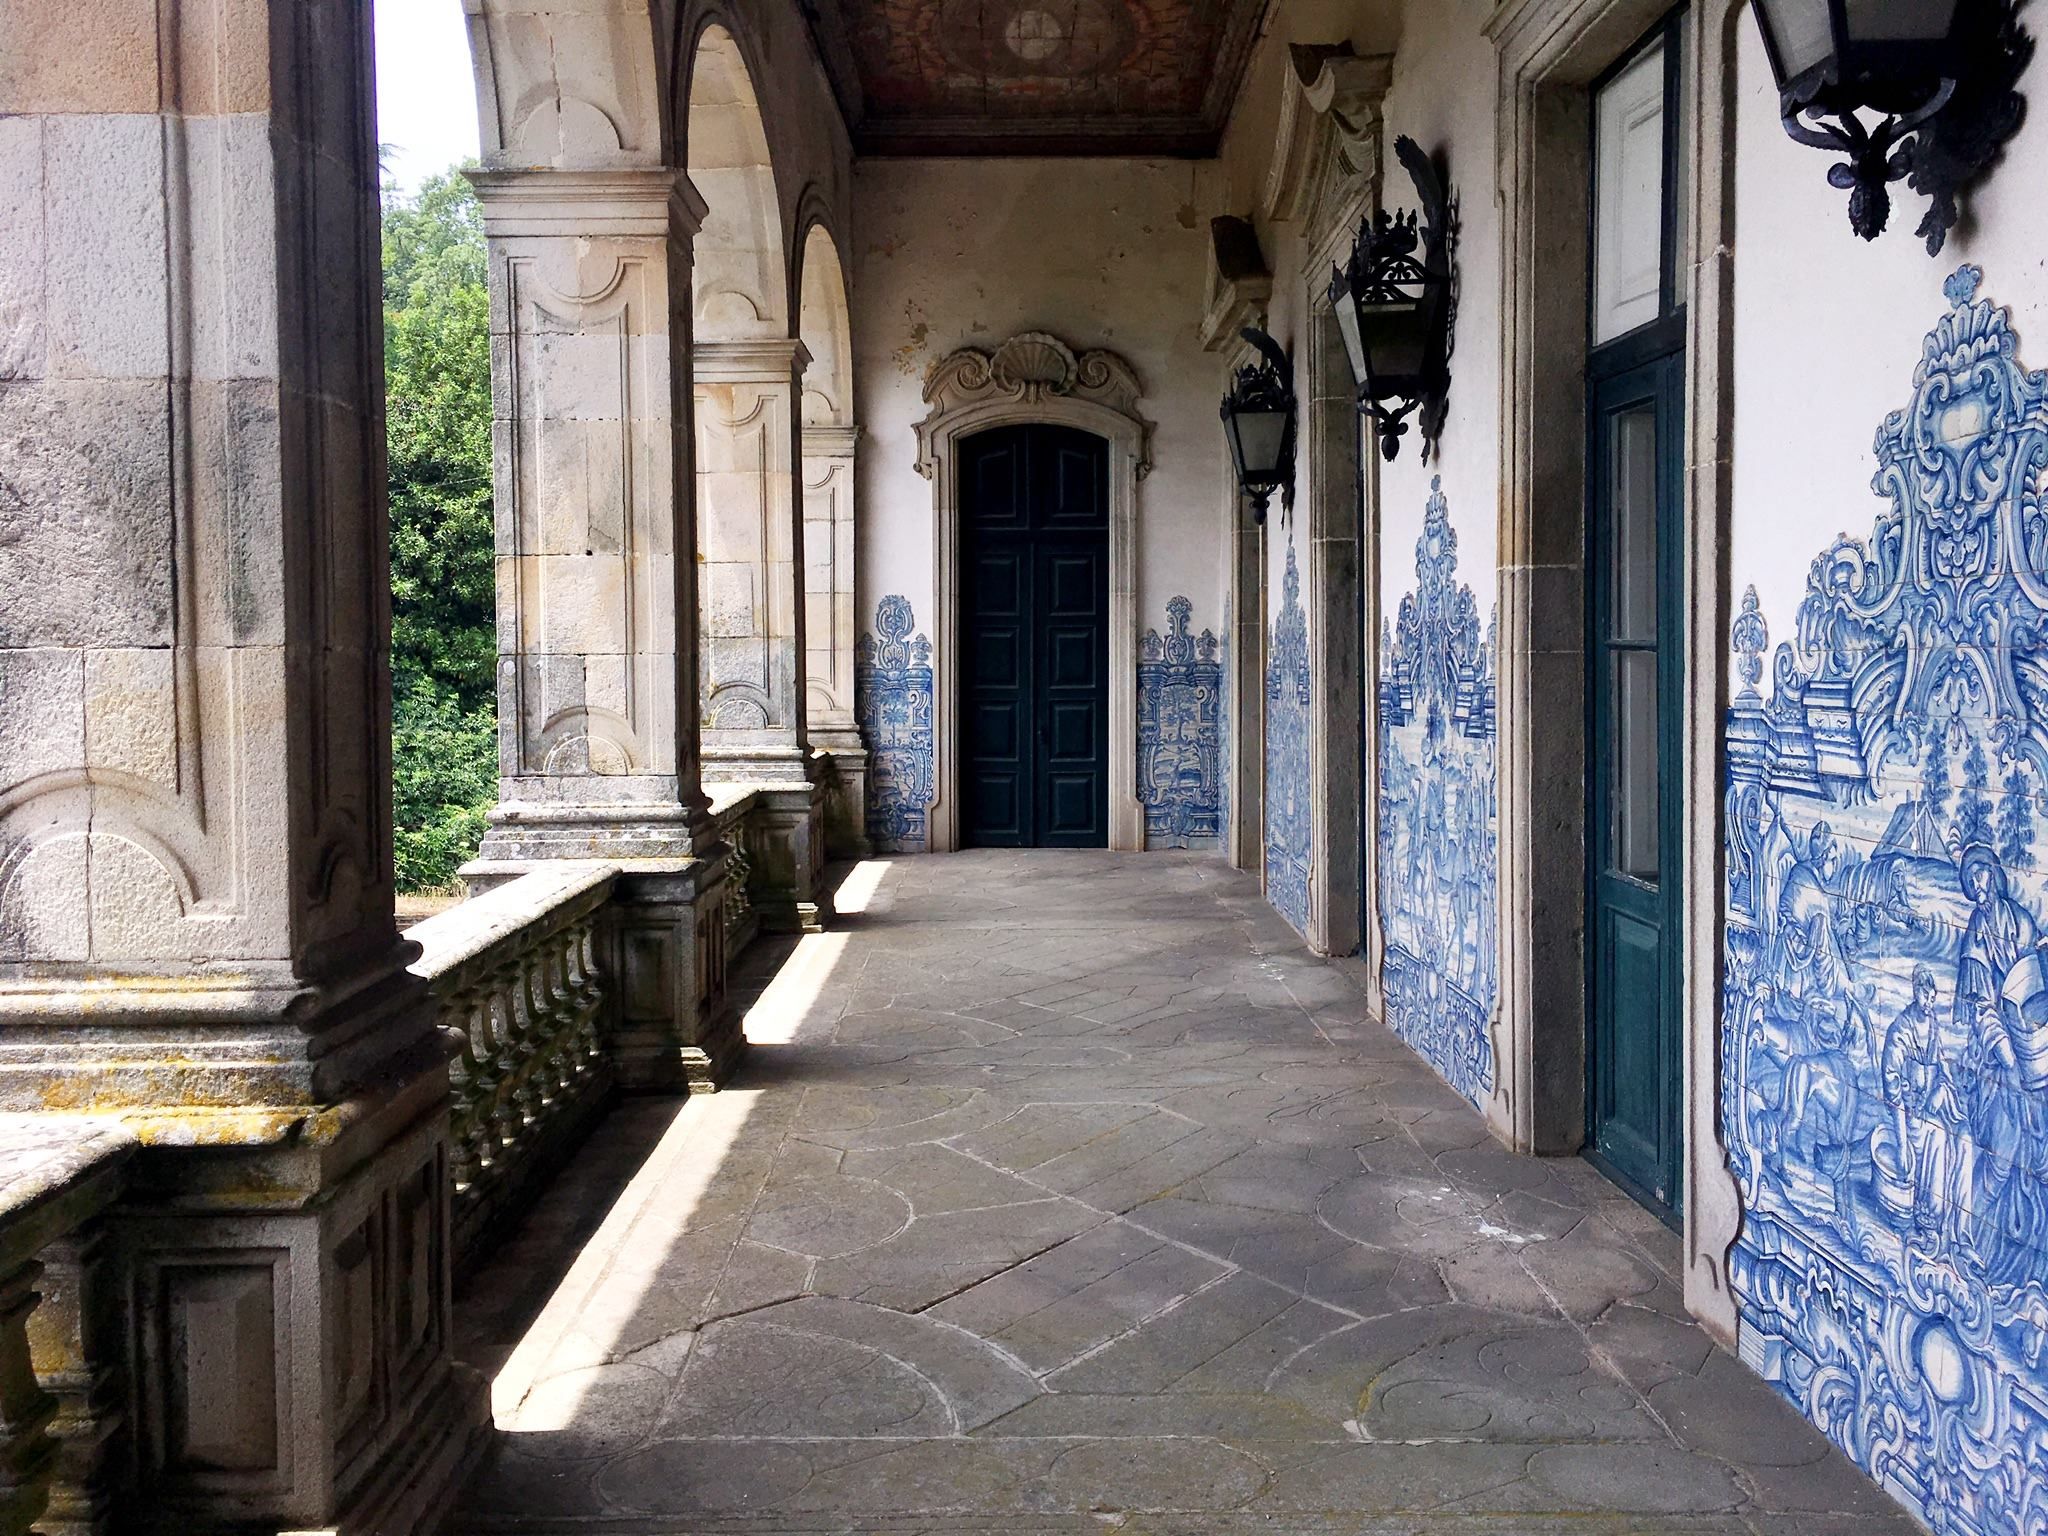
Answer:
[803,0,1271,155]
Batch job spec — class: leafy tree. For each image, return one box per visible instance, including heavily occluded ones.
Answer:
[2000,762,2038,873]
[1957,737,1994,851]
[1924,717,1954,821]
[384,169,496,890]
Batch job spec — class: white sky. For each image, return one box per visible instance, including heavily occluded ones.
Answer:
[374,0,483,195]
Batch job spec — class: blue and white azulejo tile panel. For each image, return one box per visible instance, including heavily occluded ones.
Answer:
[1377,476,1498,1108]
[855,595,935,854]
[1138,596,1223,849]
[1723,267,2048,1533]
[1265,541,1312,935]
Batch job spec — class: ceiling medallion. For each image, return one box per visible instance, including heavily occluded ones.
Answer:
[937,0,1134,80]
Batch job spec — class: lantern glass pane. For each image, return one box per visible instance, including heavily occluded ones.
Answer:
[1222,410,1251,481]
[1232,409,1290,482]
[1844,0,1959,41]
[1756,0,1837,80]
[1360,301,1431,385]
[1333,290,1369,389]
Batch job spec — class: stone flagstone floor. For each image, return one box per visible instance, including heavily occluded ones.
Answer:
[453,851,1920,1535]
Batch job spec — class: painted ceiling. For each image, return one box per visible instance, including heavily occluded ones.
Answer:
[803,0,1271,155]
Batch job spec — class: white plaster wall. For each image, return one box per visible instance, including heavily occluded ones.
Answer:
[1375,0,1502,633]
[851,157,1226,660]
[1730,19,2048,680]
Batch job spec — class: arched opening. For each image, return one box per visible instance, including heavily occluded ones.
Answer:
[686,23,827,929]
[795,222,867,855]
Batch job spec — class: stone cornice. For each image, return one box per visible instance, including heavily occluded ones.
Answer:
[466,168,709,241]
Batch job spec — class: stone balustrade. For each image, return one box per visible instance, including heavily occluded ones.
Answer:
[0,1118,133,1536]
[712,789,763,961]
[408,866,618,1271]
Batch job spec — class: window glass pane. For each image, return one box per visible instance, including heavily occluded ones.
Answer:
[1592,39,1667,344]
[1614,648,1661,882]
[1610,404,1659,644]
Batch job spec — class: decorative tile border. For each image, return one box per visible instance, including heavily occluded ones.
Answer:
[1138,596,1224,848]
[855,595,935,853]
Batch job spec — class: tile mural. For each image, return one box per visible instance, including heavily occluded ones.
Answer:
[855,595,934,853]
[1265,541,1312,935]
[1377,476,1498,1107]
[1138,596,1224,848]
[1219,592,1232,850]
[1723,266,2048,1533]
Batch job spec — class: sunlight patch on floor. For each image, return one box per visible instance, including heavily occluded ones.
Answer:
[492,1086,761,1429]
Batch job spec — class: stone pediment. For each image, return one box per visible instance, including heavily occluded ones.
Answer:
[916,333,1153,478]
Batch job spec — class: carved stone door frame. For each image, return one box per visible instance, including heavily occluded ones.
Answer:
[915,334,1154,853]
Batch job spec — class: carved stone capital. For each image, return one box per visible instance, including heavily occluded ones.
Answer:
[694,337,814,385]
[466,168,709,242]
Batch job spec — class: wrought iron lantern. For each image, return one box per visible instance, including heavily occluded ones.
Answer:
[1752,0,2030,252]
[1219,325,1296,525]
[1328,135,1453,462]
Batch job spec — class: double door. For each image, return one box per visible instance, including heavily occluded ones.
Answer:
[960,424,1110,848]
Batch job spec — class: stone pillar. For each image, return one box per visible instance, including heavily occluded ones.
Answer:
[463,170,740,1091]
[696,339,829,932]
[802,424,870,858]
[0,0,485,1527]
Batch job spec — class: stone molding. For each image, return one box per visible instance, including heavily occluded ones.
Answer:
[913,333,1150,852]
[1263,44,1395,246]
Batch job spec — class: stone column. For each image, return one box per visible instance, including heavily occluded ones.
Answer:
[0,0,485,1527]
[696,339,829,932]
[464,170,740,1091]
[802,423,870,858]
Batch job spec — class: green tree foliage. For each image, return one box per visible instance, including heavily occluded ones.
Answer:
[384,170,497,892]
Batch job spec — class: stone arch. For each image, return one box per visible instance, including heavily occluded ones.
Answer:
[463,1,667,168]
[796,216,854,427]
[795,218,865,839]
[684,21,789,337]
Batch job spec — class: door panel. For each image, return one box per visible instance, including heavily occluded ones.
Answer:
[1587,357,1685,1219]
[961,425,1110,848]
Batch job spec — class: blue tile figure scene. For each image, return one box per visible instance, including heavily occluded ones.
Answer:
[1265,542,1312,935]
[855,595,935,853]
[1723,267,2048,1534]
[1377,477,1498,1108]
[1138,596,1224,848]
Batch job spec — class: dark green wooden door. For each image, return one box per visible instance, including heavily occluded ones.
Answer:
[961,425,1110,848]
[1586,355,1685,1218]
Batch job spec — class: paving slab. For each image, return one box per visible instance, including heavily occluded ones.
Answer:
[453,849,1919,1534]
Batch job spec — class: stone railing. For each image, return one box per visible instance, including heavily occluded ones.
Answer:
[711,789,762,961]
[1,1117,133,1536]
[408,865,617,1271]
